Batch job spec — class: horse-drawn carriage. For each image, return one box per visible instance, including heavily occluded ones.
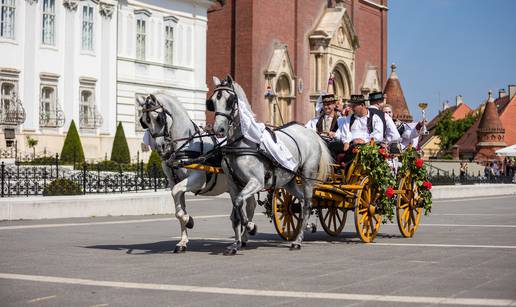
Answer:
[184,143,431,244]
[138,75,432,253]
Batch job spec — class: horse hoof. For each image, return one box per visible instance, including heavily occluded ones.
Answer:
[290,243,301,250]
[223,248,238,256]
[173,246,186,253]
[241,241,247,248]
[185,216,194,229]
[248,224,258,236]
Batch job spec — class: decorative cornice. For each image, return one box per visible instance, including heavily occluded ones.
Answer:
[62,0,79,12]
[25,0,38,5]
[99,2,115,19]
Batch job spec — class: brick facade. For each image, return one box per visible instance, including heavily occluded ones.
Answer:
[206,0,387,125]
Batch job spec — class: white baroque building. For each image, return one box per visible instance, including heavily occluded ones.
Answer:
[0,0,213,161]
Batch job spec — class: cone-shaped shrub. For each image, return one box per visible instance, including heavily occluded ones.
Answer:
[60,120,85,163]
[110,122,131,164]
[146,150,164,177]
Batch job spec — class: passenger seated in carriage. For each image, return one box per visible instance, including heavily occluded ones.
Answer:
[335,94,385,165]
[382,104,426,151]
[305,94,344,158]
[368,92,400,151]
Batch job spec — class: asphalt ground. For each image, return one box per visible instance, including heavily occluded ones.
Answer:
[0,194,515,307]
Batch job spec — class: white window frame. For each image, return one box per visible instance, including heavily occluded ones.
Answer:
[81,3,94,51]
[163,16,177,66]
[79,87,95,129]
[136,17,146,60]
[0,0,16,39]
[40,85,58,127]
[42,0,56,46]
[134,10,150,61]
[0,80,16,119]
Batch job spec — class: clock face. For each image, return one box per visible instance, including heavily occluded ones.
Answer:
[337,27,345,45]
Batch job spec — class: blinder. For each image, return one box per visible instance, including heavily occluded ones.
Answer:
[139,116,148,129]
[206,98,215,112]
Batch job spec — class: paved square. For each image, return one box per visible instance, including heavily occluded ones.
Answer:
[0,194,515,306]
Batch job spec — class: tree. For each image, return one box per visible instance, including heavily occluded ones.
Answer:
[26,136,38,159]
[110,122,131,164]
[60,120,85,163]
[146,150,164,177]
[435,110,477,153]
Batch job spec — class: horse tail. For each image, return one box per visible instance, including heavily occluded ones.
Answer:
[316,137,334,182]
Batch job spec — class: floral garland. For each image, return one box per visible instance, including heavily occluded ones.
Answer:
[396,147,433,215]
[355,144,396,223]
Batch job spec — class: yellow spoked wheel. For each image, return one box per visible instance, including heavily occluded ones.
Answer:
[318,206,347,236]
[396,177,423,238]
[354,176,382,243]
[272,188,302,241]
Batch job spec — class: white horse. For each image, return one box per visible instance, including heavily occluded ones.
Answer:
[138,92,258,253]
[207,76,333,253]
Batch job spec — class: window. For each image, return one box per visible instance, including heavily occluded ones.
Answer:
[80,89,94,128]
[82,4,94,51]
[0,0,15,39]
[164,25,174,65]
[0,82,14,118]
[42,0,55,45]
[39,85,64,127]
[136,18,146,60]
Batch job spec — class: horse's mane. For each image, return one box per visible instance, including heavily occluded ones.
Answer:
[232,81,256,119]
[153,91,189,118]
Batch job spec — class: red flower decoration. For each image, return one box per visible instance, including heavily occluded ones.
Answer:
[352,147,359,154]
[422,181,432,190]
[385,187,395,199]
[378,148,390,159]
[415,159,424,168]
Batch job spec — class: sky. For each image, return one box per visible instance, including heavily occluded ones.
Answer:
[387,0,516,120]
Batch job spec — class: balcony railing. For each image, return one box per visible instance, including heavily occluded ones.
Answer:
[39,103,65,128]
[80,105,103,129]
[0,95,26,126]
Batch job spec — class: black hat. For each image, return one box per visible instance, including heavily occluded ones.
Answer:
[321,94,338,104]
[369,91,384,102]
[349,94,366,104]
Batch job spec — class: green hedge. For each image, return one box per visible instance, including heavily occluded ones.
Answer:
[75,160,139,172]
[43,178,82,196]
[110,122,131,164]
[18,156,57,165]
[60,120,85,164]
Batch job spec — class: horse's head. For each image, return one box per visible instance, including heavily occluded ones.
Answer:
[207,75,239,137]
[138,94,171,138]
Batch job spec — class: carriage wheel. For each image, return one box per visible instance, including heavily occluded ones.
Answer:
[354,177,382,243]
[318,207,347,236]
[272,188,302,241]
[396,177,423,238]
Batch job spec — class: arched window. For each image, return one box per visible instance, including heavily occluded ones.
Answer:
[271,75,292,127]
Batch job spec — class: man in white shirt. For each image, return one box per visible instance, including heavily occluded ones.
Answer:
[383,104,426,151]
[368,91,400,146]
[305,94,339,136]
[336,94,385,153]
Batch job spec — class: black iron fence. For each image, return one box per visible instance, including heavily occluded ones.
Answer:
[0,159,168,197]
[429,168,515,186]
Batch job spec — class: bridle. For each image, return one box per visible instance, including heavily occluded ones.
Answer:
[206,85,239,126]
[140,94,172,139]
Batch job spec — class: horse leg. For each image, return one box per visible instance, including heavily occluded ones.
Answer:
[172,172,205,253]
[225,178,262,255]
[290,183,315,250]
[241,196,258,247]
